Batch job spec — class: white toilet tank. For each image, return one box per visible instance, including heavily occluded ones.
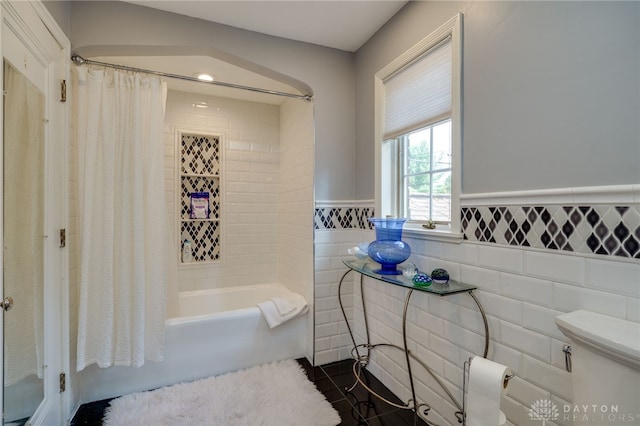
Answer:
[556,310,640,425]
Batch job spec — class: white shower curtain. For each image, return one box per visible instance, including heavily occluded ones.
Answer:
[75,66,169,371]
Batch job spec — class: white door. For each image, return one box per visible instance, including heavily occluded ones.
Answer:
[1,1,68,425]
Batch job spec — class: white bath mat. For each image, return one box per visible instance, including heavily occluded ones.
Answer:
[103,359,341,426]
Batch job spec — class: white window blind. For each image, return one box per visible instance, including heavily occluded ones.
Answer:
[383,37,452,140]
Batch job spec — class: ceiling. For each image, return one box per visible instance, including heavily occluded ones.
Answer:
[121,1,408,52]
[101,1,408,104]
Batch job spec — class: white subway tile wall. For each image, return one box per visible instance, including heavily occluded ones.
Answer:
[165,91,281,291]
[314,202,639,425]
[279,98,315,360]
[314,228,369,366]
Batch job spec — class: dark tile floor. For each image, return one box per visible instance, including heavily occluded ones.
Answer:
[71,358,428,426]
[306,359,429,426]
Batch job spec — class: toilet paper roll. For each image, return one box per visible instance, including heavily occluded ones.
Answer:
[466,356,511,426]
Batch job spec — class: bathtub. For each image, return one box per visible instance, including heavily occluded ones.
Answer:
[79,284,308,403]
[176,284,301,318]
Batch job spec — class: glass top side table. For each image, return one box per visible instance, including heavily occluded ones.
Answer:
[343,259,477,295]
[338,259,490,425]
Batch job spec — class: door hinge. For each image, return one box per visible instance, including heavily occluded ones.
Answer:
[59,228,66,248]
[60,79,66,103]
[59,372,66,392]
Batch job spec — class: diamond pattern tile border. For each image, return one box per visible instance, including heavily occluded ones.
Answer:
[316,203,639,259]
[314,207,375,230]
[461,205,640,259]
[314,204,640,259]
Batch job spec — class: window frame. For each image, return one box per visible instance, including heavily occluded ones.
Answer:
[374,13,463,241]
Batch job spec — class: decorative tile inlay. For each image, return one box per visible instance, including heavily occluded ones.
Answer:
[461,205,640,258]
[181,134,220,175]
[180,133,221,263]
[181,176,220,220]
[181,221,220,262]
[317,197,638,259]
[314,207,375,230]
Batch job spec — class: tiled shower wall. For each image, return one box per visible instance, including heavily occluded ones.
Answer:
[314,195,640,426]
[164,90,281,292]
[279,98,315,360]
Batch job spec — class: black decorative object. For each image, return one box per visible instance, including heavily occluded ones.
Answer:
[431,268,450,284]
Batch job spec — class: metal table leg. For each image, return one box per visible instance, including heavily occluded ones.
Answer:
[337,266,493,426]
[468,291,489,358]
[339,269,372,392]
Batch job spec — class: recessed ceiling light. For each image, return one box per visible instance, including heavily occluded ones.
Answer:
[195,73,214,82]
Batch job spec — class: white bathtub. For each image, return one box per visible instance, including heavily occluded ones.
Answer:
[79,284,308,403]
[176,284,299,319]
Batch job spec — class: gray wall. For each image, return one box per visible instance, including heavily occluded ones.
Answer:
[49,0,640,199]
[43,0,70,37]
[68,1,356,201]
[355,1,640,198]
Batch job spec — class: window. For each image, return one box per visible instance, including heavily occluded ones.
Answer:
[398,120,451,222]
[375,14,462,238]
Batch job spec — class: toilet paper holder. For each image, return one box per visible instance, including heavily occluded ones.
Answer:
[459,357,515,424]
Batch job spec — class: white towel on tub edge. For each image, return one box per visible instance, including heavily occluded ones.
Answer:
[258,293,309,329]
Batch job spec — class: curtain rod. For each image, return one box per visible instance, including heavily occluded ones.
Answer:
[71,55,313,102]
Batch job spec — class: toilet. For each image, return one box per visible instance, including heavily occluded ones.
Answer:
[556,310,640,426]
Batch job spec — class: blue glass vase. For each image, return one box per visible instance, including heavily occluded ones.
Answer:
[367,218,411,275]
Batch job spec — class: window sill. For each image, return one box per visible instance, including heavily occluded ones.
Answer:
[402,224,464,243]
